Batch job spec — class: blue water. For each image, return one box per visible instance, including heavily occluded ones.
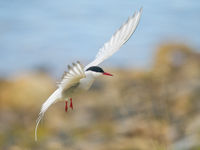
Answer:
[0,0,200,76]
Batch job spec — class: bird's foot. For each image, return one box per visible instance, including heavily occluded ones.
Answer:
[70,98,73,110]
[65,98,73,112]
[65,101,68,112]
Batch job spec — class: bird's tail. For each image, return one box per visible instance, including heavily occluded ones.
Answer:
[35,88,62,141]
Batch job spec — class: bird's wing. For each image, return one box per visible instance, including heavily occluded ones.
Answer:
[35,61,85,141]
[58,61,86,90]
[84,8,142,70]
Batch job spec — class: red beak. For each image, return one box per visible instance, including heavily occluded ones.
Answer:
[103,72,113,76]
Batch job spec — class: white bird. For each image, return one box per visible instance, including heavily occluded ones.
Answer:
[35,8,142,141]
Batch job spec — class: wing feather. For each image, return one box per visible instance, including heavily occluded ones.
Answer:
[58,61,86,90]
[84,8,142,70]
[36,61,85,141]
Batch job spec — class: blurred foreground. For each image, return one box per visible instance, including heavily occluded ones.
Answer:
[0,43,200,150]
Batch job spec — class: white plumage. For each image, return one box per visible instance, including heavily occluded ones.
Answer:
[35,8,142,141]
[35,61,86,141]
[35,88,61,141]
[58,62,85,90]
[84,8,142,70]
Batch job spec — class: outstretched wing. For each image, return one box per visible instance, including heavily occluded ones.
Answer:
[84,8,142,70]
[35,61,85,141]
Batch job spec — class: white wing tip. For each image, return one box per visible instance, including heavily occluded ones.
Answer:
[132,7,143,19]
[139,7,143,12]
[84,7,143,70]
[34,89,61,141]
[134,7,143,19]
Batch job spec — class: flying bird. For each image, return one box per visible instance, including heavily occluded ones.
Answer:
[35,8,142,141]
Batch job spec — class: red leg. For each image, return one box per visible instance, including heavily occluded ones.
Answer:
[70,98,73,110]
[65,101,68,112]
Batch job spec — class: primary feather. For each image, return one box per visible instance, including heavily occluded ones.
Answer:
[85,8,142,70]
[35,88,62,141]
[59,61,85,91]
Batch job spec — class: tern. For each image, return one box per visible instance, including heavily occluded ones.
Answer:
[35,8,142,141]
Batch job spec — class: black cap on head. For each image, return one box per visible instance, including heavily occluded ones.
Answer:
[86,66,104,73]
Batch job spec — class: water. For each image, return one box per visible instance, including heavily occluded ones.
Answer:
[0,0,200,76]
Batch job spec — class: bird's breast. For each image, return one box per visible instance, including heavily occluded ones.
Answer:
[78,74,95,91]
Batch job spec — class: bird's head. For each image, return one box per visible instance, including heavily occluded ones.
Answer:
[86,66,113,77]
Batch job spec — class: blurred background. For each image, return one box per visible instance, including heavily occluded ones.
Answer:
[0,0,200,150]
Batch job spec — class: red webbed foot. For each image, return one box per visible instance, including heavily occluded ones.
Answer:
[70,98,73,110]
